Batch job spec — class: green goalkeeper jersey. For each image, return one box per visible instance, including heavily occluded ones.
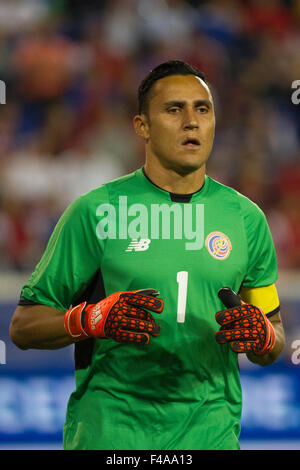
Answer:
[20,168,278,450]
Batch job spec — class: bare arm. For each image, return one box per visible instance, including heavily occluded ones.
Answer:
[9,304,76,350]
[246,311,285,366]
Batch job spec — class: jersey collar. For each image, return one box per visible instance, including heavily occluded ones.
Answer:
[137,166,209,203]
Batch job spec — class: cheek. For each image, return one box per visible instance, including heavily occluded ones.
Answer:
[203,121,215,144]
[150,121,175,146]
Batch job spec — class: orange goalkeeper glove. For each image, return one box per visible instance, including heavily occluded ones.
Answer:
[64,288,164,345]
[215,287,276,355]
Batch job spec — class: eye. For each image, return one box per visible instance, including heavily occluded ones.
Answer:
[167,107,181,114]
[197,106,209,113]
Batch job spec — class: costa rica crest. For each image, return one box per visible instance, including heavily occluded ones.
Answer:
[205,231,232,260]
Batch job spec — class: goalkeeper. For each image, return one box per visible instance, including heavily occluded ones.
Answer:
[9,60,285,450]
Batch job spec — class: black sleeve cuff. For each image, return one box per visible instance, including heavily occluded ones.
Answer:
[18,298,42,306]
[266,305,280,318]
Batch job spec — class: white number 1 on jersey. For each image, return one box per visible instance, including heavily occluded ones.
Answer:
[176,271,188,323]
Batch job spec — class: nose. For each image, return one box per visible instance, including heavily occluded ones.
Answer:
[182,108,199,130]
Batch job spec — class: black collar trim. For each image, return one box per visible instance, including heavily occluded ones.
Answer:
[142,167,204,203]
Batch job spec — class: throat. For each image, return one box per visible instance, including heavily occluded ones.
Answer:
[142,167,205,201]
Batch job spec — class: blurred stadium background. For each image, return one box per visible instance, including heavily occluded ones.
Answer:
[0,0,300,450]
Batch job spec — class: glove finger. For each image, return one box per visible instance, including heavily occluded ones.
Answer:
[110,329,151,345]
[215,304,260,326]
[119,315,161,336]
[104,309,160,337]
[122,305,156,322]
[218,287,242,308]
[123,292,164,313]
[215,327,259,344]
[230,340,261,354]
[134,288,160,297]
[219,315,266,332]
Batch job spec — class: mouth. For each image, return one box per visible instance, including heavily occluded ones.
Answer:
[182,137,200,148]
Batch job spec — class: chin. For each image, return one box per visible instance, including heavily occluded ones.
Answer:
[172,158,205,176]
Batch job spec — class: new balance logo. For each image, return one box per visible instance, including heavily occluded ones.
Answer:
[126,239,151,252]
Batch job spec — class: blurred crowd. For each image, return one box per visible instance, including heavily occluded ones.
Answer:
[0,0,299,271]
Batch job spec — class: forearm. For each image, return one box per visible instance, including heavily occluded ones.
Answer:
[246,318,285,366]
[10,305,77,350]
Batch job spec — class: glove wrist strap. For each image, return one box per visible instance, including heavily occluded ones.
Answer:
[64,302,91,341]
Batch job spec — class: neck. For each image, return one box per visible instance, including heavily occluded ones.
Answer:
[144,157,206,194]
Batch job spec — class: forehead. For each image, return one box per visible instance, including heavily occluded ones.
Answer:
[149,74,213,107]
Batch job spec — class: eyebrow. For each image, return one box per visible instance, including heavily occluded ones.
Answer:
[163,100,212,109]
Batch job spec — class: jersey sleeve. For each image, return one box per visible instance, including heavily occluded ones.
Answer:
[20,192,105,310]
[241,200,278,289]
[239,284,280,317]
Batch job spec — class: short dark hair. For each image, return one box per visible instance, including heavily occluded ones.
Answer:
[138,60,208,115]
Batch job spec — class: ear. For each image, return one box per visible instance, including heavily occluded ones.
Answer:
[133,114,150,141]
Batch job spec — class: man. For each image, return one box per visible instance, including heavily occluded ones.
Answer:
[10,60,285,450]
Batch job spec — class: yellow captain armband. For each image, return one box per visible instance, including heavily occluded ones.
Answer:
[239,284,280,318]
